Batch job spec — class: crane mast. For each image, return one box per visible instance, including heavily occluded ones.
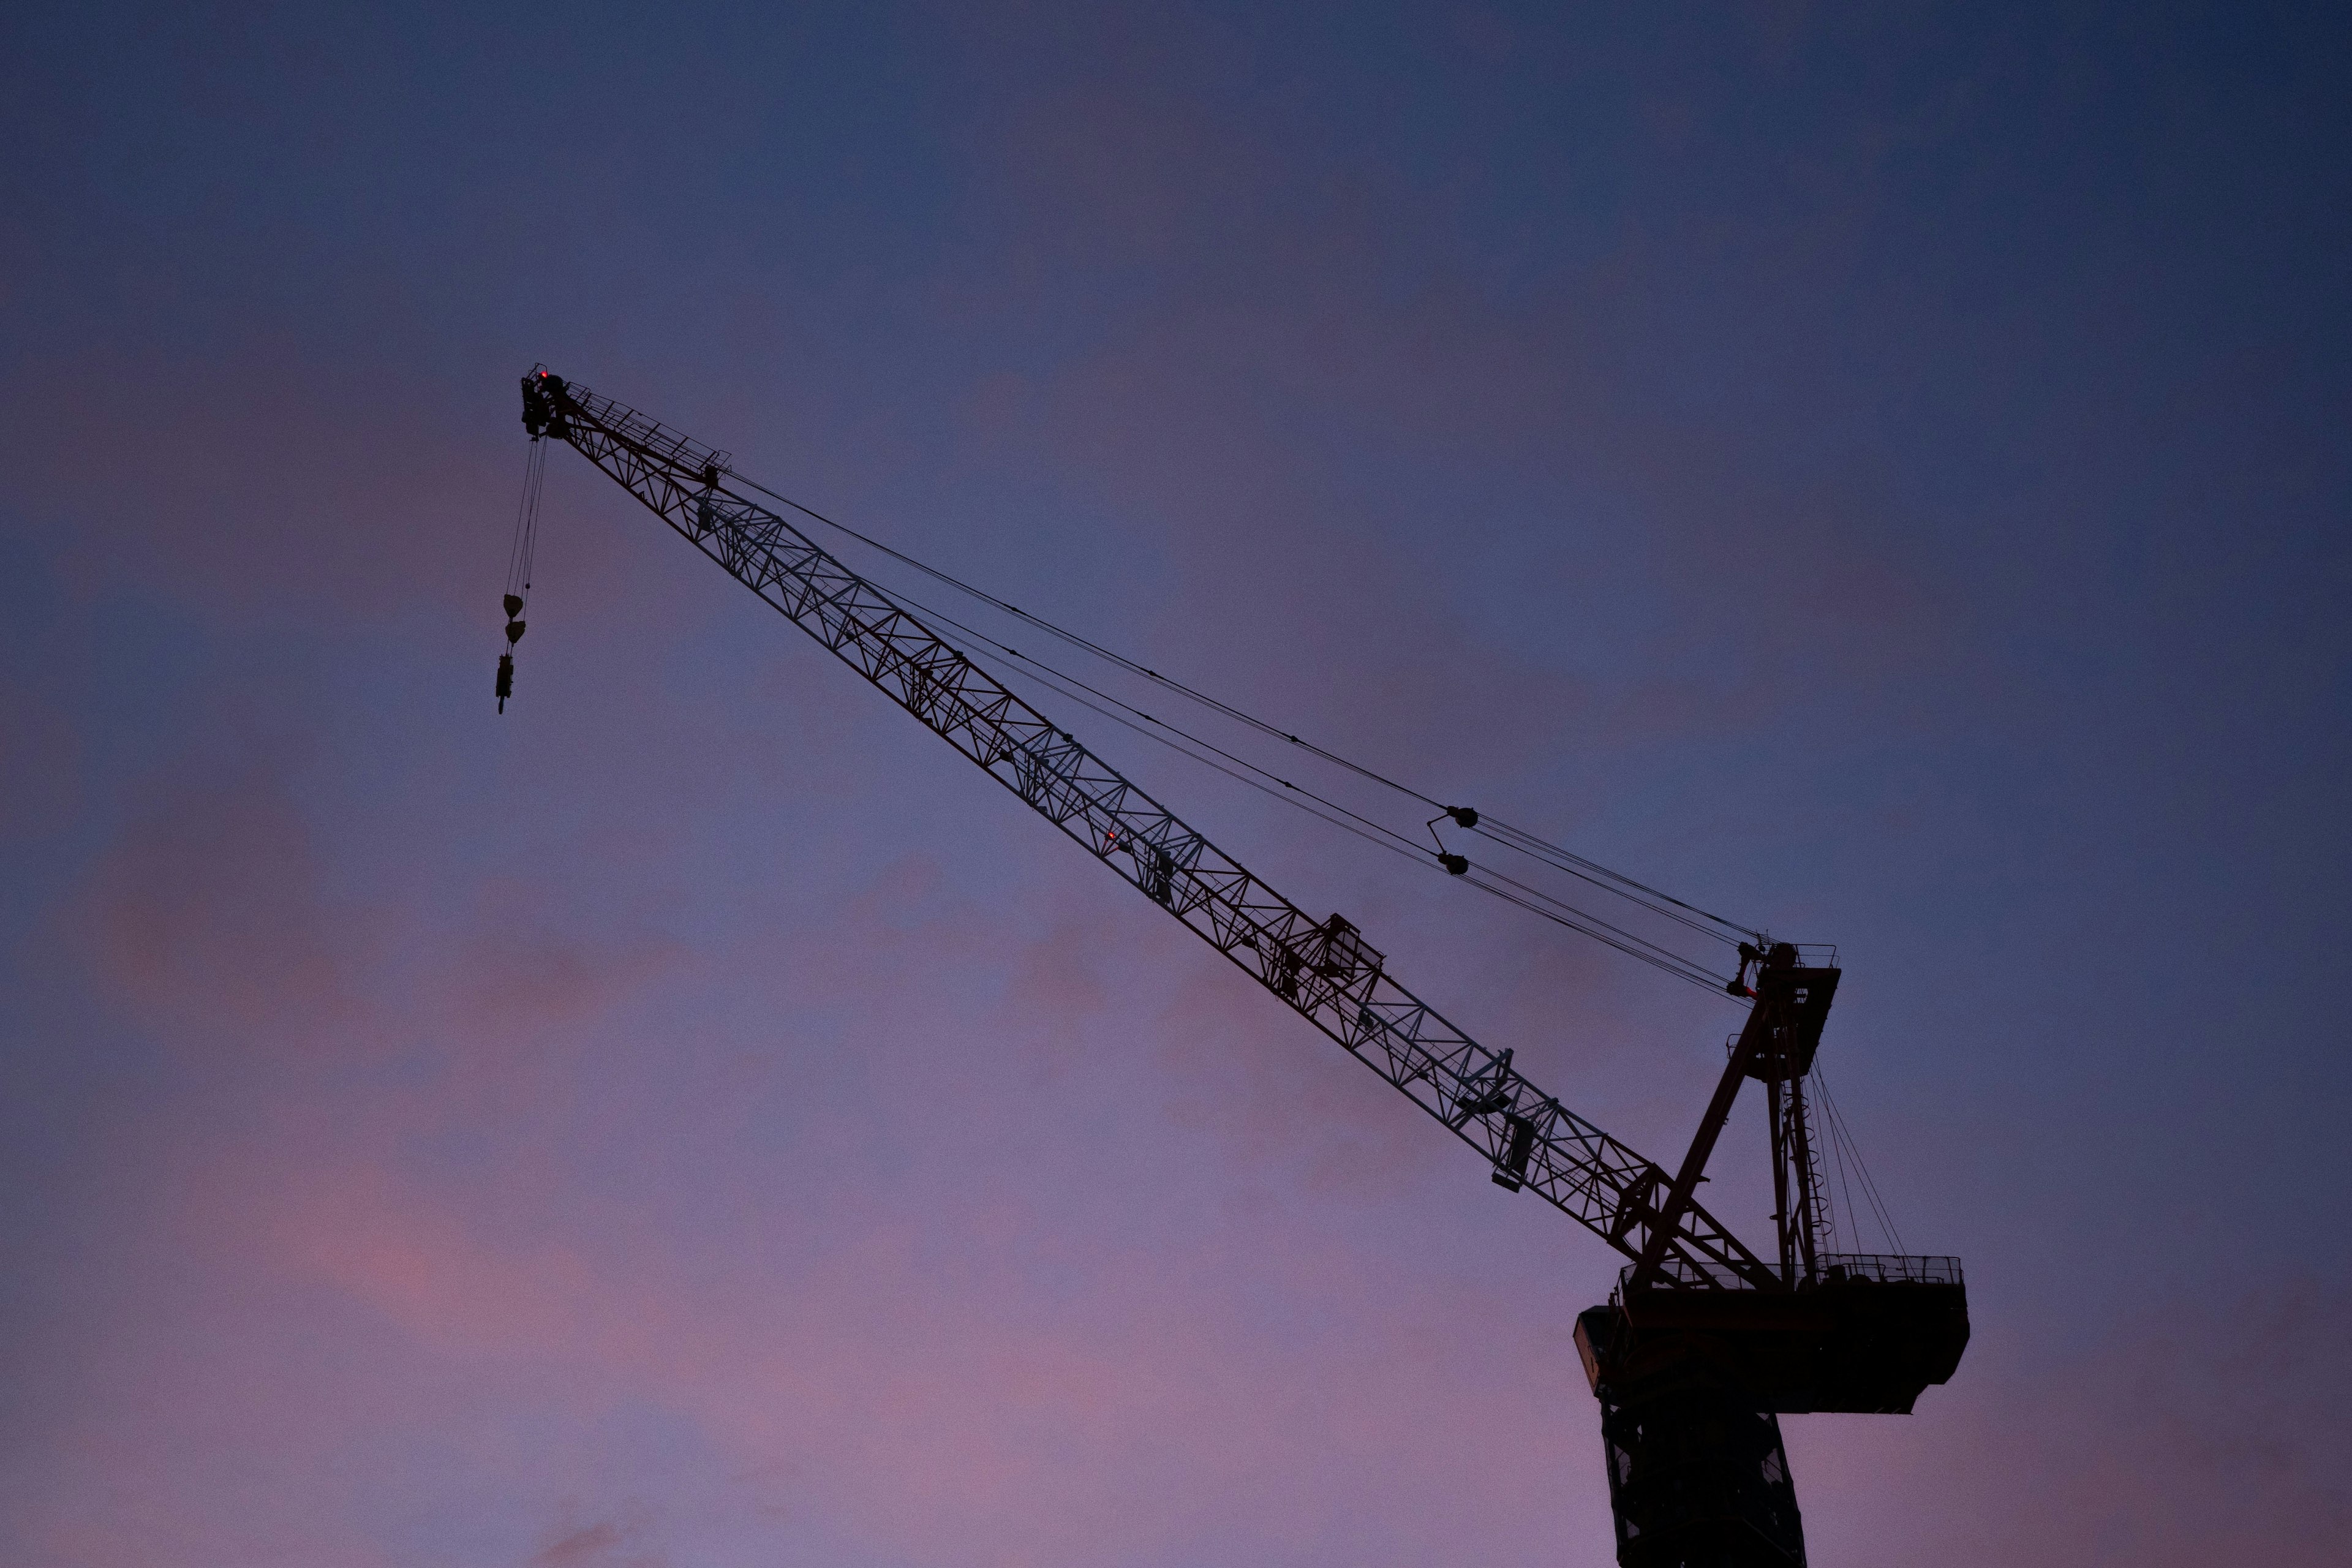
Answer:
[514,367,1968,1568]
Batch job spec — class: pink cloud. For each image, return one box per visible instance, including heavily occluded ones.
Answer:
[20,723,2344,1567]
[69,764,374,1053]
[444,875,687,1040]
[237,1145,1589,1566]
[530,1519,663,1568]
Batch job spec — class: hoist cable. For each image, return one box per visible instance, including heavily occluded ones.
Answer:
[1472,820,1758,946]
[724,472,1455,809]
[1458,872,1729,992]
[1460,870,1730,991]
[1814,1066,1906,1255]
[1468,823,1749,949]
[869,574,1739,995]
[1003,631,1732,993]
[497,439,549,712]
[505,438,548,603]
[1463,864,1733,989]
[962,643,1432,871]
[721,470,1766,946]
[874,582,1439,860]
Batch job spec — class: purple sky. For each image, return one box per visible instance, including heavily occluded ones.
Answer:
[4,4,2348,1565]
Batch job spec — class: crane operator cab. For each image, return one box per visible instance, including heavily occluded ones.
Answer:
[1572,944,1969,1566]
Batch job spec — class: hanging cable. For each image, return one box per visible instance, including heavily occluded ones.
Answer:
[1471,820,1758,946]
[962,643,1434,872]
[1811,1062,1906,1256]
[1460,870,1734,992]
[718,471,1766,947]
[1832,1082,1907,1255]
[723,473,1458,805]
[496,438,547,712]
[867,572,1740,995]
[869,579,1440,861]
[504,437,546,603]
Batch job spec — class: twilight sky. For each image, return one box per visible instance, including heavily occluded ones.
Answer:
[3,4,2348,1565]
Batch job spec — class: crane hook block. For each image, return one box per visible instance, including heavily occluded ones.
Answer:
[504,594,524,619]
[505,620,527,646]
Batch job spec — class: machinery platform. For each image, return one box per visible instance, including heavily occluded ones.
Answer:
[1576,1254,1970,1415]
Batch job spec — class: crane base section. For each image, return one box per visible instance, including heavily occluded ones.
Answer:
[1574,1259,1964,1568]
[1581,1256,1969,1415]
[1594,1382,1807,1567]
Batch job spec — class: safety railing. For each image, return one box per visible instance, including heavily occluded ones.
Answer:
[1813,1253,1963,1286]
[1623,1253,1964,1293]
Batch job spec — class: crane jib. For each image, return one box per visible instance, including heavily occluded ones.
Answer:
[523,367,1780,1294]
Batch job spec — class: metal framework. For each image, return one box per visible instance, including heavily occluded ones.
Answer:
[522,367,1780,1291]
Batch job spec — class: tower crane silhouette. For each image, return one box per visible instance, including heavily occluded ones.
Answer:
[507,367,1968,1566]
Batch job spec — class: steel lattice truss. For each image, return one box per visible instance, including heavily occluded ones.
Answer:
[530,368,1777,1292]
